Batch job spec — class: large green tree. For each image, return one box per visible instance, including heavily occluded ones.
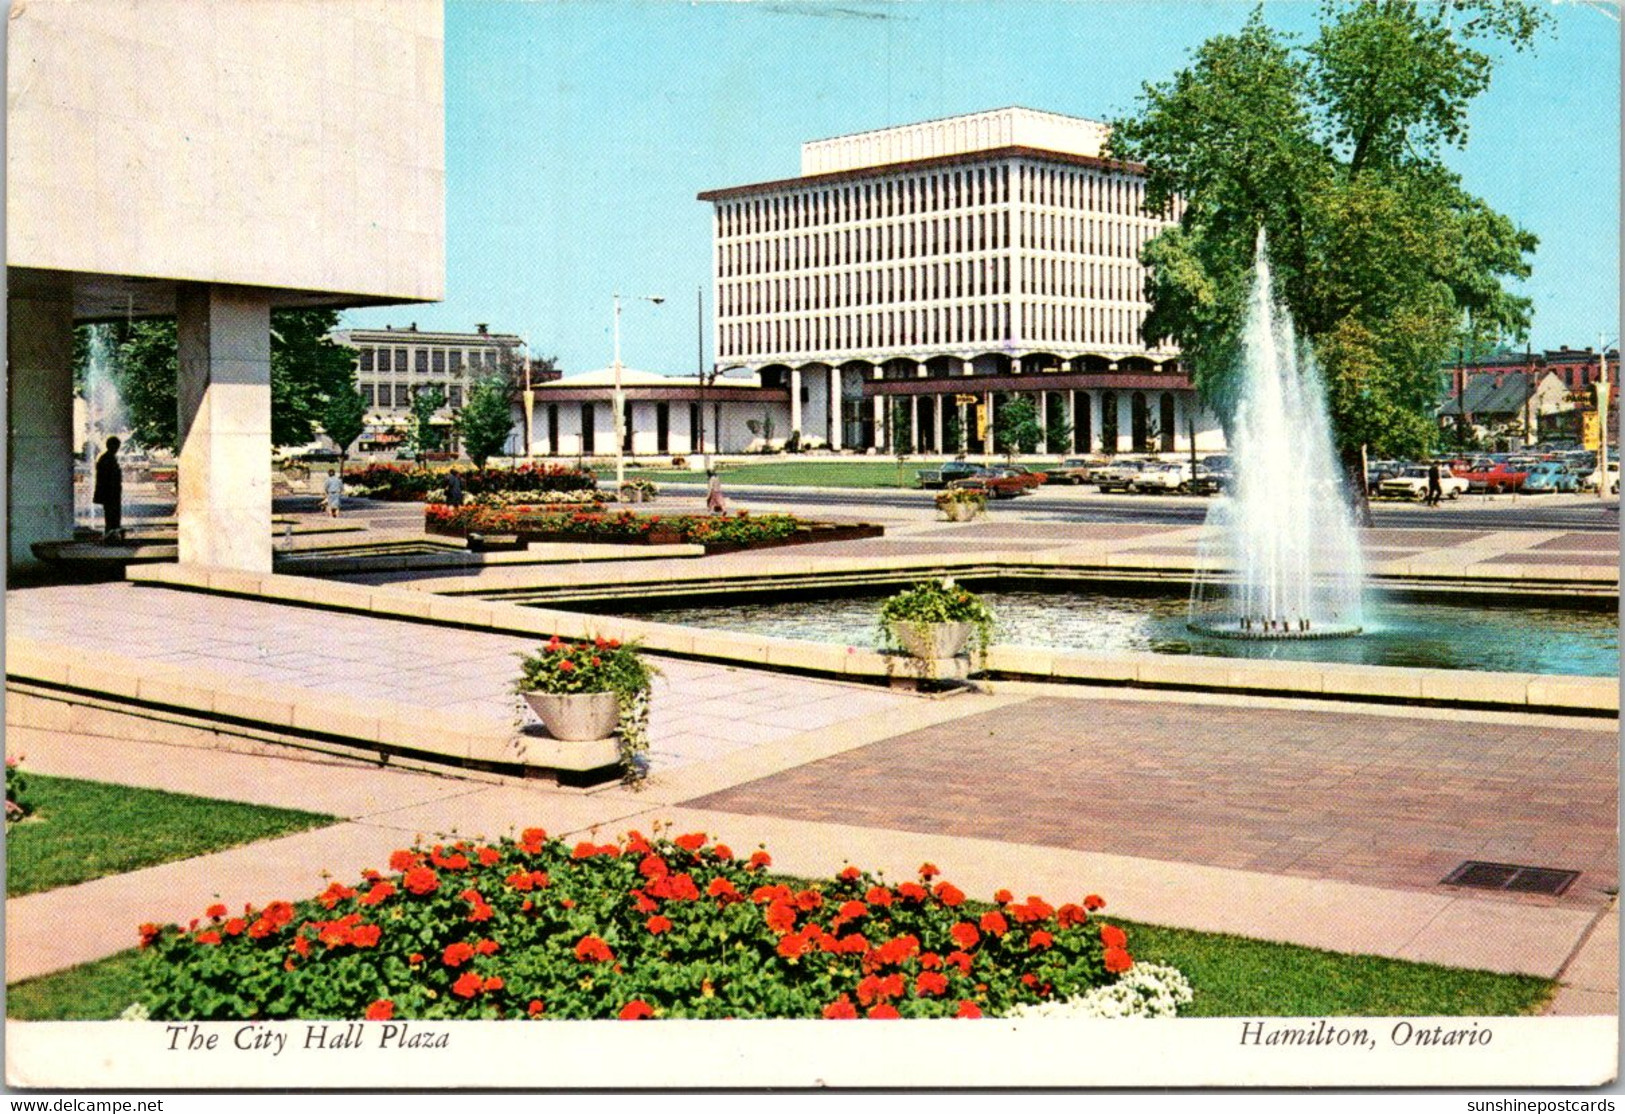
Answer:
[1107,1,1544,470]
[993,394,1042,459]
[321,388,367,474]
[89,308,360,451]
[408,384,448,456]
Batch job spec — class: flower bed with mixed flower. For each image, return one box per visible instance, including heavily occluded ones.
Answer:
[425,506,808,550]
[346,464,597,502]
[134,827,1164,1021]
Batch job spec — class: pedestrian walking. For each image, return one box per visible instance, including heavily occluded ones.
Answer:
[323,470,344,517]
[705,470,727,515]
[93,436,123,541]
[1426,461,1442,507]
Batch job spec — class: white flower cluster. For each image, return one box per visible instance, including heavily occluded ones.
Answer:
[469,489,602,507]
[1002,963,1194,1020]
[120,1001,151,1022]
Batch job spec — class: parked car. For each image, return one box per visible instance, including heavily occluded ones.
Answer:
[1378,465,1468,500]
[947,469,1028,499]
[1048,456,1107,485]
[1093,459,1148,492]
[916,461,983,489]
[994,464,1048,492]
[1128,461,1193,493]
[294,447,344,464]
[1365,459,1404,495]
[1521,461,1579,494]
[1457,459,1531,494]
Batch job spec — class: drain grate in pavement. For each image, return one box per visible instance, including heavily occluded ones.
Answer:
[1442,861,1579,896]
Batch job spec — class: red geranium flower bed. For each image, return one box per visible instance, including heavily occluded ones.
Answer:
[137,827,1134,1021]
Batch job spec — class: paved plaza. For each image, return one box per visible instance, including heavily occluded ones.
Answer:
[4,496,1618,1019]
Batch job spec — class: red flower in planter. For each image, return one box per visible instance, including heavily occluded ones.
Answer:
[1100,924,1127,950]
[1027,931,1054,951]
[753,883,792,905]
[527,1000,545,1018]
[793,889,823,911]
[823,997,858,1020]
[933,882,966,907]
[195,930,222,946]
[777,931,812,960]
[764,902,797,936]
[646,915,673,935]
[832,900,868,927]
[292,935,311,958]
[895,883,928,903]
[837,865,859,882]
[429,847,469,870]
[442,942,475,968]
[318,882,356,910]
[639,855,669,880]
[574,936,614,964]
[451,972,484,999]
[519,828,547,854]
[867,1004,901,1020]
[1104,946,1133,974]
[869,935,920,968]
[351,924,381,948]
[477,847,502,867]
[979,912,1008,937]
[919,952,943,970]
[558,659,576,673]
[1083,894,1106,911]
[206,904,227,919]
[619,1000,655,1020]
[955,1000,983,1019]
[712,844,734,861]
[631,890,658,914]
[915,971,949,997]
[475,939,500,956]
[389,850,420,872]
[483,976,504,992]
[918,862,940,880]
[946,951,974,976]
[707,878,742,903]
[138,924,162,948]
[865,886,893,908]
[675,832,708,852]
[994,889,1014,905]
[365,1000,394,1021]
[950,923,980,950]
[403,867,439,896]
[624,830,653,855]
[224,918,247,937]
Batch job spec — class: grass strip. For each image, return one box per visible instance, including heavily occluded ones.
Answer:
[7,775,338,898]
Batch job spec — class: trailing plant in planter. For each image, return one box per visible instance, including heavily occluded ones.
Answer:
[516,637,658,784]
[934,487,988,521]
[877,579,995,671]
[6,755,33,825]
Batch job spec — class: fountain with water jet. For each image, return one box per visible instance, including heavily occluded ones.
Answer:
[1188,231,1365,641]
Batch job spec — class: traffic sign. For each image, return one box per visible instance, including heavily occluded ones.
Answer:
[955,393,978,406]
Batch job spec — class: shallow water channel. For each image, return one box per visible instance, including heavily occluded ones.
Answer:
[573,584,1618,677]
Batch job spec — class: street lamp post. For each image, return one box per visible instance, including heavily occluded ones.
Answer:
[612,292,663,492]
[1599,333,1615,499]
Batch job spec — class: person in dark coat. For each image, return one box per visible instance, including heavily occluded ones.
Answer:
[93,436,123,540]
[1425,461,1443,507]
[445,471,465,507]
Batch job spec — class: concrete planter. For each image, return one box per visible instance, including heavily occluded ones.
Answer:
[888,620,973,661]
[938,500,984,522]
[522,690,619,741]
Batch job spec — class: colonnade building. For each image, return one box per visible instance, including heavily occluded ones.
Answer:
[698,107,1223,456]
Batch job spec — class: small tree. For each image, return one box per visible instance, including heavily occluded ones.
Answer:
[994,394,1042,461]
[943,406,964,454]
[321,388,366,475]
[1043,396,1073,455]
[889,400,914,456]
[408,384,448,456]
[458,374,517,468]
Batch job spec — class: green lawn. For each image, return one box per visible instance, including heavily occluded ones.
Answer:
[601,459,973,489]
[7,775,338,898]
[6,915,1552,1021]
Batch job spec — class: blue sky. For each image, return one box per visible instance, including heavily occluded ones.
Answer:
[341,0,1621,373]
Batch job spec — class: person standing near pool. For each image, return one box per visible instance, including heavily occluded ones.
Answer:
[93,435,123,541]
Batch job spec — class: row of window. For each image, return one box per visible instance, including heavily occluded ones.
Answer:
[718,210,1155,278]
[360,382,465,409]
[715,162,1159,238]
[719,301,1150,358]
[354,346,503,374]
[529,402,705,457]
[719,256,1148,321]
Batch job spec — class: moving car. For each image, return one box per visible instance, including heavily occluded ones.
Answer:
[1377,465,1468,501]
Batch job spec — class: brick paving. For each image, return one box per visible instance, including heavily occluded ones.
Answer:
[683,696,1619,907]
[1533,532,1621,553]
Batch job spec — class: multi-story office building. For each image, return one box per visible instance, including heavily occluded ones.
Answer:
[698,107,1222,455]
[330,324,546,441]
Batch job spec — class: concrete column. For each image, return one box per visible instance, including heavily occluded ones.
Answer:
[934,393,945,452]
[176,283,273,573]
[1039,392,1051,454]
[6,278,76,569]
[790,367,803,438]
[828,366,843,450]
[1117,391,1133,454]
[872,367,885,451]
[984,390,996,457]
